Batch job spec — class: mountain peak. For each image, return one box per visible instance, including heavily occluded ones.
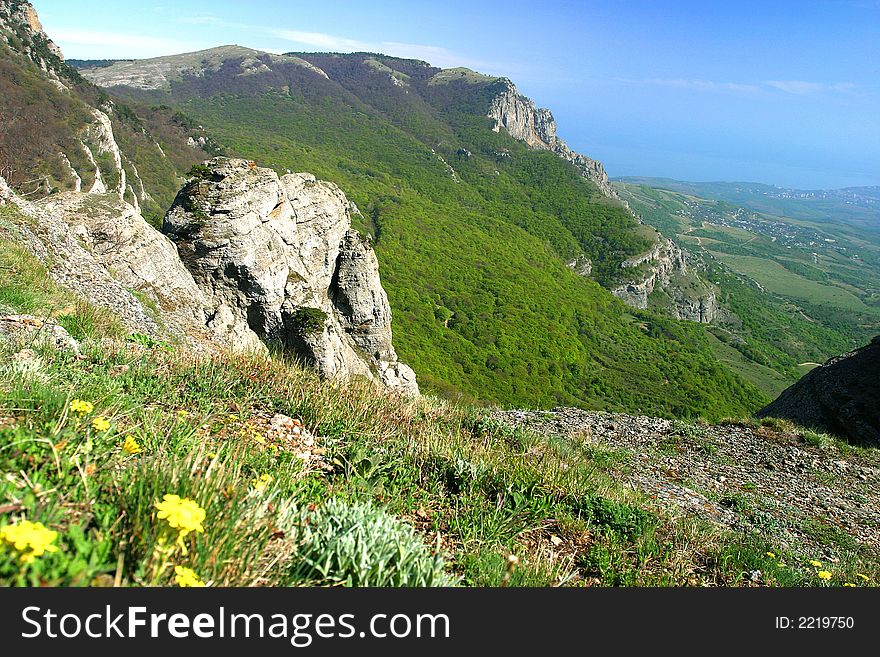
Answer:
[0,0,65,71]
[427,67,499,86]
[79,45,329,90]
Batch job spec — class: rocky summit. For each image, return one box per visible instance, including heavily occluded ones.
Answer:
[758,337,880,446]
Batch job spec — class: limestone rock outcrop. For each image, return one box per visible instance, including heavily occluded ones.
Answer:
[757,337,880,445]
[609,238,719,323]
[1,176,164,337]
[38,192,210,330]
[610,238,687,309]
[163,158,418,395]
[672,291,719,324]
[0,0,64,75]
[1,160,417,395]
[487,78,618,200]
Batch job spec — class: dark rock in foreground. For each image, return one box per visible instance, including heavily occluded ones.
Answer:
[757,337,880,445]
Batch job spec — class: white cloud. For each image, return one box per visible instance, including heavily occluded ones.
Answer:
[270,29,370,51]
[50,27,199,59]
[763,80,855,94]
[625,77,857,97]
[642,78,761,94]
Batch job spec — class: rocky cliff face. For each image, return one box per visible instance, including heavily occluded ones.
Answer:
[487,78,722,323]
[1,157,418,394]
[0,0,64,76]
[610,239,684,309]
[757,337,880,445]
[163,158,418,394]
[487,78,619,200]
[672,291,719,324]
[610,238,720,323]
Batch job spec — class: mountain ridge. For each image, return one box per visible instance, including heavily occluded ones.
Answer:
[3,1,767,417]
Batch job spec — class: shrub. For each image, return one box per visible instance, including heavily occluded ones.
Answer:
[289,306,327,335]
[567,494,654,540]
[186,164,223,182]
[280,499,457,587]
[802,429,834,449]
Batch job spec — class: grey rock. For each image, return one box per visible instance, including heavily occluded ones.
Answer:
[566,254,592,277]
[487,78,619,201]
[1,182,163,338]
[0,314,80,354]
[0,1,64,74]
[38,193,210,330]
[672,291,719,324]
[163,157,418,394]
[757,337,880,445]
[610,238,687,309]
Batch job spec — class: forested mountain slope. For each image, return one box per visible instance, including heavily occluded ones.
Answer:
[71,48,771,416]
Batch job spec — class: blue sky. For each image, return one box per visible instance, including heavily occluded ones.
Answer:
[35,0,880,189]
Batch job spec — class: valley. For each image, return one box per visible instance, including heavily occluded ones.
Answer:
[616,179,880,397]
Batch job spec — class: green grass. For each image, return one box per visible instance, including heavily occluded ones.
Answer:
[4,335,872,587]
[0,212,124,341]
[0,245,871,588]
[711,252,869,311]
[704,331,794,398]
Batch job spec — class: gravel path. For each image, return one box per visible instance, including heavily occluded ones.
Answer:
[492,408,880,561]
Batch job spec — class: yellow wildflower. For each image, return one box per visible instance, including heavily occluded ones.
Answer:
[809,560,823,568]
[206,451,218,459]
[1,520,59,564]
[765,552,776,558]
[173,565,205,587]
[91,416,111,432]
[155,495,205,539]
[251,473,273,492]
[817,570,832,581]
[122,436,143,455]
[844,583,856,587]
[70,399,94,415]
[856,573,870,582]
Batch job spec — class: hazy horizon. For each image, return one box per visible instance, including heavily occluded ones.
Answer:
[35,0,880,190]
